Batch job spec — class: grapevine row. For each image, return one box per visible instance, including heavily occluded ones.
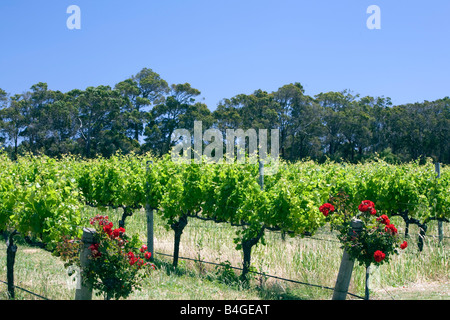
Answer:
[1,151,449,279]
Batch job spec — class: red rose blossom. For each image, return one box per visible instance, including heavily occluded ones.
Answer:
[374,250,386,263]
[400,241,408,250]
[319,203,335,217]
[377,214,390,225]
[144,251,152,260]
[89,243,101,258]
[128,252,138,266]
[112,227,125,239]
[358,200,375,213]
[140,245,148,253]
[90,215,109,226]
[385,223,398,235]
[103,222,113,236]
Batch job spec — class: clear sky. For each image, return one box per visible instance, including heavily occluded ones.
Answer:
[0,0,449,110]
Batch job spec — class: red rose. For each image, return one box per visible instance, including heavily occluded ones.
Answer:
[127,252,137,265]
[358,200,375,212]
[374,250,386,262]
[90,215,109,226]
[89,243,101,258]
[140,245,148,253]
[112,227,125,238]
[358,204,369,212]
[385,224,398,235]
[377,214,390,225]
[319,203,335,217]
[144,251,152,260]
[103,222,113,236]
[365,200,375,207]
[400,241,408,250]
[112,229,120,238]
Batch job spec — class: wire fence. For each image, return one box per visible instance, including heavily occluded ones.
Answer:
[0,279,50,300]
[153,250,366,300]
[2,205,447,301]
[3,229,446,301]
[0,249,367,301]
[0,234,366,301]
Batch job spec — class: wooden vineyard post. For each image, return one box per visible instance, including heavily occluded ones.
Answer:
[332,219,363,300]
[146,206,155,262]
[435,162,441,178]
[146,160,154,262]
[259,161,264,191]
[6,230,19,299]
[365,265,371,300]
[75,227,96,300]
[435,162,443,244]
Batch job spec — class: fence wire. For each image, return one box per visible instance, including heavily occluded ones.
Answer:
[0,279,50,300]
[154,251,366,300]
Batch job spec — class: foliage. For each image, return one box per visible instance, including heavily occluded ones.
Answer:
[0,153,83,250]
[1,151,448,283]
[83,215,154,300]
[320,198,408,268]
[1,69,449,164]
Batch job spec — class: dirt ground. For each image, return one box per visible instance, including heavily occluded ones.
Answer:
[371,280,450,300]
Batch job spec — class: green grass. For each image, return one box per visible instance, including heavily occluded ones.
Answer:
[1,206,449,300]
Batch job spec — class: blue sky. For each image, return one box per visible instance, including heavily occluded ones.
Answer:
[0,0,449,109]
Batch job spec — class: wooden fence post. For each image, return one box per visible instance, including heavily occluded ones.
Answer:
[146,160,155,262]
[438,220,444,245]
[259,161,264,191]
[365,265,371,300]
[75,227,96,300]
[435,162,443,244]
[332,219,363,300]
[6,230,19,299]
[147,206,155,262]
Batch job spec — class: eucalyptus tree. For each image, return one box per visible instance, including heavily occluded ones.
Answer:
[74,85,126,158]
[143,83,206,156]
[115,68,169,142]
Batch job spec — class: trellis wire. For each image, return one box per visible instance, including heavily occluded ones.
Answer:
[154,250,366,300]
[0,279,50,300]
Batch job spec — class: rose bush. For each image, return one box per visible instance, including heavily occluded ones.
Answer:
[84,215,155,300]
[320,198,407,268]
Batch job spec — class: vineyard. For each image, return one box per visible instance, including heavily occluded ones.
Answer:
[0,151,449,300]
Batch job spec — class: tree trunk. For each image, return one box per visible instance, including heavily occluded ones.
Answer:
[171,214,188,268]
[86,136,91,158]
[240,226,265,282]
[119,206,134,228]
[418,223,427,252]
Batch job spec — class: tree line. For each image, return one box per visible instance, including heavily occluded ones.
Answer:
[1,67,449,164]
